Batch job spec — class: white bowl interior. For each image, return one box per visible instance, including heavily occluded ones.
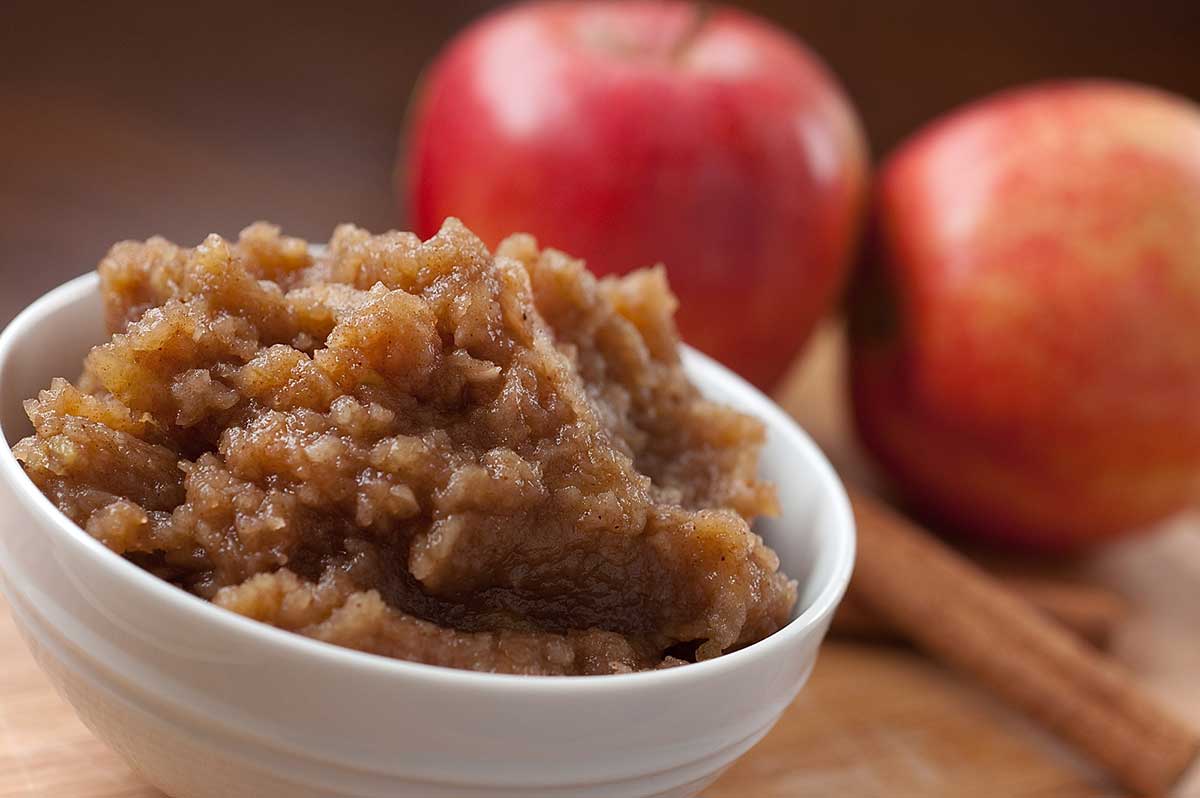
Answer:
[1,275,102,443]
[679,351,850,618]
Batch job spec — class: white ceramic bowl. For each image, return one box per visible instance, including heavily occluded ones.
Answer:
[0,272,854,798]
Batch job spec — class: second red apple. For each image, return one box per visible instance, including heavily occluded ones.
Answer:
[851,80,1200,550]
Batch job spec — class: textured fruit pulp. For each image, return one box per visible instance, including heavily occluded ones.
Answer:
[15,219,795,675]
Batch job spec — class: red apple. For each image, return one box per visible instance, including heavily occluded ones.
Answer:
[403,0,867,388]
[850,80,1200,550]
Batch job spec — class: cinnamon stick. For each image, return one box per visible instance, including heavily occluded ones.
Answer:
[847,487,1199,796]
[833,572,1127,649]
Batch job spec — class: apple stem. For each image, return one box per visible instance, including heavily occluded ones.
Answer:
[669,2,714,64]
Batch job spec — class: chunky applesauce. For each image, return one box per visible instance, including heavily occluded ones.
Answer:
[13,219,796,675]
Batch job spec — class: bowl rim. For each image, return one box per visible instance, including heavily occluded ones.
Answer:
[0,270,855,694]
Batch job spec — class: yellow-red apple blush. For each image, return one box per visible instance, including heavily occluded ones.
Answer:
[850,80,1200,550]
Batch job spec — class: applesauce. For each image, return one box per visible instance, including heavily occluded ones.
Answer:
[13,219,796,675]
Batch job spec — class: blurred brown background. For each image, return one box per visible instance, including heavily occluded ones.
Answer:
[2,0,1198,326]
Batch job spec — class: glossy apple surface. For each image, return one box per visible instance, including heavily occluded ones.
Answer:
[404,1,868,387]
[850,80,1200,549]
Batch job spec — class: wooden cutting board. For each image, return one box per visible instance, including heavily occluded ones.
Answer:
[3,323,1199,798]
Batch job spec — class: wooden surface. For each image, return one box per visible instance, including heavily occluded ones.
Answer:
[2,323,1200,797]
